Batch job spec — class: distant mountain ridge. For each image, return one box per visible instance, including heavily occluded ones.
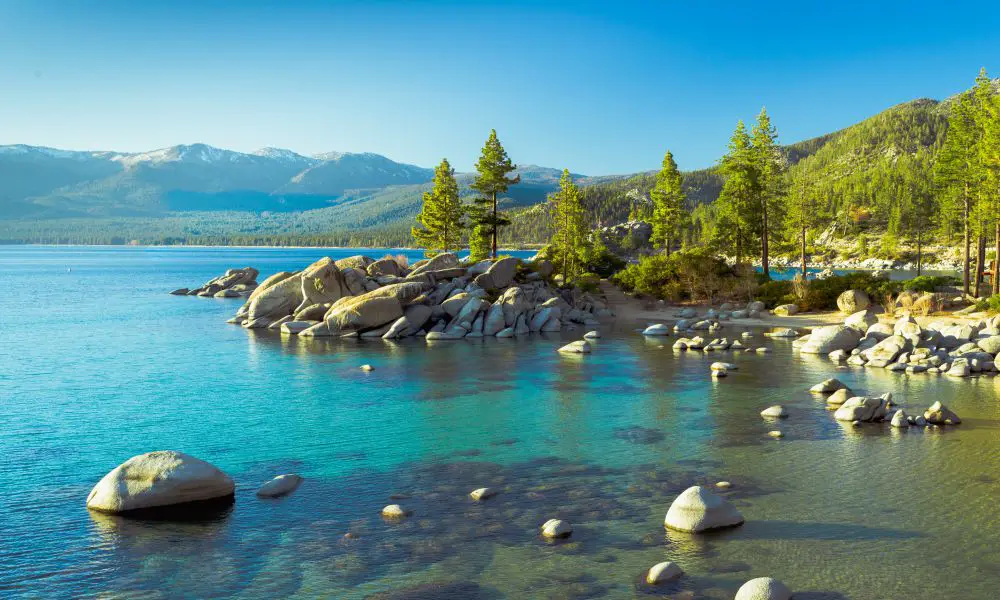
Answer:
[0,143,440,218]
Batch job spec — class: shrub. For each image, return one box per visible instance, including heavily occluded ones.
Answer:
[612,248,734,303]
[580,239,626,278]
[974,294,1000,313]
[572,272,601,294]
[755,280,795,308]
[903,275,959,293]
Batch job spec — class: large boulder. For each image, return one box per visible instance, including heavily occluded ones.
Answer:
[246,273,304,323]
[341,268,368,296]
[483,302,506,336]
[295,257,350,314]
[367,257,404,278]
[861,335,909,364]
[837,289,871,314]
[557,340,591,354]
[834,396,888,422]
[735,577,793,600]
[383,304,433,338]
[474,257,520,290]
[924,401,961,425]
[810,377,848,393]
[663,485,744,533]
[409,253,459,277]
[442,293,475,318]
[773,304,798,316]
[500,287,532,326]
[844,310,879,334]
[86,451,234,514]
[977,335,1000,355]
[334,255,374,271]
[800,325,861,354]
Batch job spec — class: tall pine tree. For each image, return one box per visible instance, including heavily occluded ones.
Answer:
[750,107,785,279]
[411,158,464,255]
[471,129,520,258]
[974,68,1000,296]
[550,169,587,280]
[714,121,757,264]
[786,175,827,277]
[649,150,687,255]
[935,88,982,295]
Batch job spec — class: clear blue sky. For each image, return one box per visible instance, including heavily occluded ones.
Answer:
[1,0,998,174]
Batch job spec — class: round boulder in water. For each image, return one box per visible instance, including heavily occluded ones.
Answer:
[646,561,684,584]
[663,485,744,533]
[256,474,303,498]
[541,518,572,539]
[735,577,793,600]
[86,451,234,514]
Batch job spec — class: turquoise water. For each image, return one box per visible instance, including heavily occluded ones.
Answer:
[2,246,999,599]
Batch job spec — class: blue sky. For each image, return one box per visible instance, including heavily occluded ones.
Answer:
[1,0,998,174]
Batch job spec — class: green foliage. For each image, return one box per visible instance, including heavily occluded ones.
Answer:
[974,294,1000,312]
[470,129,520,258]
[755,280,795,308]
[903,275,959,293]
[612,248,734,302]
[411,158,464,255]
[549,169,588,279]
[578,234,626,278]
[468,223,492,262]
[649,150,688,253]
[571,272,601,294]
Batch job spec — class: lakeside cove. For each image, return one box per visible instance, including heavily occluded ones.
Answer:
[3,245,1000,599]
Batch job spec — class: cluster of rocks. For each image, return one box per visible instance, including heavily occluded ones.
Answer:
[218,253,612,339]
[810,378,963,427]
[796,300,1000,376]
[169,267,259,298]
[86,451,300,515]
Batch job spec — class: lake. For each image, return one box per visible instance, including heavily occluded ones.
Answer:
[2,246,998,599]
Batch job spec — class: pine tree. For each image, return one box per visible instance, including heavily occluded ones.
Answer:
[411,158,464,255]
[550,169,587,280]
[936,87,983,295]
[471,129,520,258]
[974,69,1000,296]
[649,150,687,255]
[750,107,785,280]
[786,175,827,277]
[714,121,757,264]
[468,223,492,263]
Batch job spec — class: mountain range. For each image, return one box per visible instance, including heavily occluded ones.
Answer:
[0,83,990,246]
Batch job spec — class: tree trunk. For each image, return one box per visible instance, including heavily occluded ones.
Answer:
[735,229,742,267]
[761,202,770,280]
[994,220,1000,296]
[916,229,922,277]
[974,234,986,298]
[800,226,807,278]
[490,191,498,259]
[962,191,971,295]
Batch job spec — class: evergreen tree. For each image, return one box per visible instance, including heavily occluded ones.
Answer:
[936,87,983,295]
[411,158,464,255]
[471,129,520,258]
[786,175,827,277]
[468,223,492,263]
[974,68,1000,295]
[649,150,687,255]
[550,169,587,280]
[714,121,757,264]
[750,107,785,279]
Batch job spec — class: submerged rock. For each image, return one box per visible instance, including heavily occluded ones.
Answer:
[826,388,852,406]
[541,518,573,539]
[381,504,410,519]
[642,323,671,336]
[256,474,303,498]
[469,487,497,501]
[558,340,591,354]
[663,485,744,533]
[760,405,789,418]
[810,377,848,393]
[87,451,234,514]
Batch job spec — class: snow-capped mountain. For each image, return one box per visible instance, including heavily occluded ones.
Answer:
[0,143,437,217]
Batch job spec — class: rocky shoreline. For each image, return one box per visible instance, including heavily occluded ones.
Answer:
[173,253,614,339]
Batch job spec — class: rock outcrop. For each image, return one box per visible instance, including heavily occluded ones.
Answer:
[227,254,612,340]
[171,267,259,298]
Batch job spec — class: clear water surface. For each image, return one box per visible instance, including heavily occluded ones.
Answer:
[1,246,998,599]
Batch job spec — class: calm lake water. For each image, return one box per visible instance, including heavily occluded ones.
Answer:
[2,246,998,599]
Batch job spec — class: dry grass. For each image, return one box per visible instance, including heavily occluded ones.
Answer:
[912,293,939,317]
[383,253,409,269]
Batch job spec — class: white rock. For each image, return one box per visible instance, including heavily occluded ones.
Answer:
[768,430,784,438]
[541,518,572,539]
[760,405,789,418]
[86,451,234,513]
[469,487,497,501]
[583,330,601,339]
[712,368,727,378]
[646,561,684,584]
[558,340,592,354]
[663,485,744,533]
[381,504,410,518]
[256,474,303,498]
[711,361,737,371]
[890,410,909,428]
[809,378,848,393]
[735,577,793,600]
[360,364,375,371]
[642,323,671,336]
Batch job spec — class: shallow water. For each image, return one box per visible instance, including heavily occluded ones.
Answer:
[1,246,998,599]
